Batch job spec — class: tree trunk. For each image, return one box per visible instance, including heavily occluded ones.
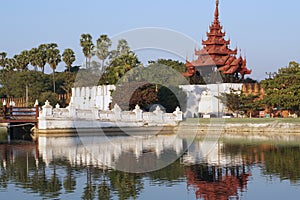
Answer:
[53,68,56,93]
[26,84,29,107]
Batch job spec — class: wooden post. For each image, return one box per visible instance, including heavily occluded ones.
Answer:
[35,104,39,119]
[9,102,13,118]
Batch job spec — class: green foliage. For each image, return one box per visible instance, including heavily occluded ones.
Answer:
[62,48,76,72]
[96,34,111,68]
[218,89,241,113]
[29,47,39,71]
[56,71,76,94]
[0,69,76,106]
[46,43,61,93]
[14,50,30,71]
[263,145,300,183]
[112,83,186,112]
[99,52,140,85]
[0,52,7,69]
[190,71,206,85]
[80,33,94,68]
[149,59,186,73]
[111,82,158,111]
[108,171,143,200]
[39,91,58,106]
[95,37,140,85]
[75,66,102,87]
[0,71,52,99]
[158,86,187,113]
[36,44,48,73]
[218,89,261,116]
[261,61,300,111]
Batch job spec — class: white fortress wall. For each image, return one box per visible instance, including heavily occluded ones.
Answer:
[70,85,116,111]
[180,83,243,118]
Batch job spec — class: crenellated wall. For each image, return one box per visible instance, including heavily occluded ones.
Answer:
[242,83,265,99]
[70,85,116,110]
[38,100,183,130]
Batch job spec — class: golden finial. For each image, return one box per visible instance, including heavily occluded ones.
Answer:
[214,0,219,20]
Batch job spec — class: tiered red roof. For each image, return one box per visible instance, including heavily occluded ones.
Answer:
[183,0,252,78]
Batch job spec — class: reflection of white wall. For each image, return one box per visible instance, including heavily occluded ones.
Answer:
[38,135,183,169]
[180,84,243,118]
[182,140,243,166]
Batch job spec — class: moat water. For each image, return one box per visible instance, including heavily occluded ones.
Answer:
[0,132,299,200]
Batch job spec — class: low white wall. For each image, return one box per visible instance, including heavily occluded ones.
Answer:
[38,101,183,130]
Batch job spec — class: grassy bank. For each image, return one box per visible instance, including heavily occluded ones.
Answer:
[184,118,300,124]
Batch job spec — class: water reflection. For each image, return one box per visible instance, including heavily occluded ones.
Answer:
[183,140,250,200]
[39,135,184,173]
[0,135,299,199]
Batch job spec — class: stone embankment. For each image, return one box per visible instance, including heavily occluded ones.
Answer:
[178,121,300,136]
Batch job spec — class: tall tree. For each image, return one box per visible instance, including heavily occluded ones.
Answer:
[29,48,39,71]
[0,52,7,69]
[96,34,111,68]
[62,48,76,72]
[217,89,261,117]
[36,44,48,73]
[148,59,187,73]
[80,34,94,68]
[110,39,130,60]
[14,50,30,71]
[261,61,300,112]
[0,52,9,97]
[5,58,16,71]
[46,43,61,93]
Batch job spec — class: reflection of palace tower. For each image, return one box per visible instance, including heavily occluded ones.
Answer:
[183,140,250,200]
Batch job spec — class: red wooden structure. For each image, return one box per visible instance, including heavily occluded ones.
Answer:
[183,0,252,82]
[0,103,39,124]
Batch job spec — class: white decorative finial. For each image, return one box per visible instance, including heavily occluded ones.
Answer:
[34,99,39,106]
[135,104,140,110]
[45,100,50,106]
[156,106,161,111]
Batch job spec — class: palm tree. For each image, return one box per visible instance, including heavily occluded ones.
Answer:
[0,52,7,69]
[46,43,61,93]
[96,34,111,69]
[37,44,48,73]
[14,50,30,71]
[6,58,16,71]
[29,48,39,71]
[62,48,76,72]
[80,34,94,68]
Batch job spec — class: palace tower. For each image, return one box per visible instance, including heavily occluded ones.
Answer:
[183,0,251,83]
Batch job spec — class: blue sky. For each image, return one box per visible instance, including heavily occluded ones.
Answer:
[0,0,300,80]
